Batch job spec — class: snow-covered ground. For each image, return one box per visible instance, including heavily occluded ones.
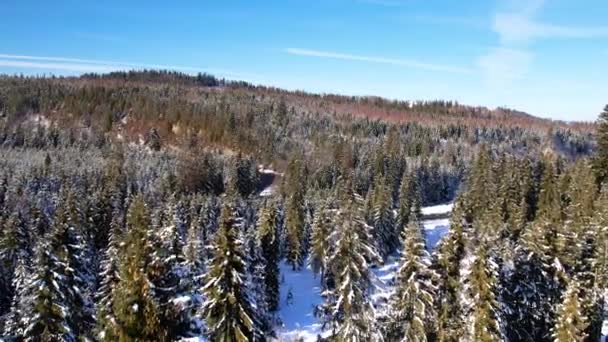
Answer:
[275,204,453,341]
[274,261,329,341]
[421,202,454,216]
[259,167,282,197]
[423,218,450,250]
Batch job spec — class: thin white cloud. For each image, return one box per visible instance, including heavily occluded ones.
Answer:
[477,0,545,89]
[0,54,126,66]
[477,0,608,88]
[0,60,120,73]
[285,48,472,74]
[494,13,608,44]
[492,0,608,44]
[477,47,532,85]
[0,53,255,79]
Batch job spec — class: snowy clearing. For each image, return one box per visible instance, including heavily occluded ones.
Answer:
[421,202,454,216]
[274,262,327,341]
[276,204,452,341]
[423,218,450,250]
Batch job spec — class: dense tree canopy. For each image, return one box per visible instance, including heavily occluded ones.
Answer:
[0,72,602,341]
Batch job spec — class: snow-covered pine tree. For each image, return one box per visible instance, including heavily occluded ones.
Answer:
[229,154,256,197]
[257,201,280,312]
[51,191,96,338]
[184,196,205,278]
[2,254,31,337]
[363,186,374,226]
[592,104,608,186]
[95,206,123,340]
[464,242,503,342]
[285,158,308,270]
[371,175,397,260]
[433,201,468,342]
[147,195,196,339]
[386,215,437,342]
[4,202,46,338]
[244,225,273,337]
[180,197,207,335]
[0,209,29,316]
[324,175,381,341]
[111,195,164,341]
[396,169,418,231]
[21,240,74,341]
[503,161,566,342]
[505,159,535,241]
[561,161,603,339]
[157,195,186,256]
[94,154,126,250]
[552,279,588,342]
[200,195,221,260]
[465,145,493,217]
[201,202,261,341]
[285,190,306,271]
[309,199,333,280]
[593,185,608,334]
[502,245,558,342]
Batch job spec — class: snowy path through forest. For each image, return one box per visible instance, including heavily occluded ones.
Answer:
[275,203,452,341]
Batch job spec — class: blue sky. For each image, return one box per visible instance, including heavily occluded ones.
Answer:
[0,0,606,121]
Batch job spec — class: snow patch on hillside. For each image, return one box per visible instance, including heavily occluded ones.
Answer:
[27,114,51,129]
[260,187,276,197]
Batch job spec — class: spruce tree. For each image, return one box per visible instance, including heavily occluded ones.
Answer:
[466,145,493,216]
[257,201,281,312]
[309,200,332,280]
[95,207,123,340]
[592,104,608,186]
[594,185,608,291]
[111,195,164,341]
[245,227,273,337]
[3,255,31,338]
[0,210,29,316]
[386,216,437,341]
[371,175,397,260]
[51,191,96,338]
[562,162,603,339]
[284,158,308,270]
[396,169,421,231]
[505,162,565,342]
[552,280,588,342]
[147,196,196,339]
[232,154,259,197]
[21,241,74,341]
[201,202,260,341]
[503,246,559,341]
[285,188,306,270]
[465,243,502,342]
[434,202,467,342]
[324,176,380,341]
[183,198,205,283]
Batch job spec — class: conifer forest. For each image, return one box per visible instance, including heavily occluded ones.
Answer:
[0,71,607,341]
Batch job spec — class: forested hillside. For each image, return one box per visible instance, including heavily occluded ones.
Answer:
[0,71,605,341]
